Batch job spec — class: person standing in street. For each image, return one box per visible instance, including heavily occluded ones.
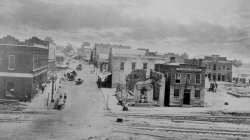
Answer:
[57,94,64,110]
[41,83,46,94]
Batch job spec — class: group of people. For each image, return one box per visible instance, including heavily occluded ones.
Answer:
[54,93,67,110]
[208,81,218,92]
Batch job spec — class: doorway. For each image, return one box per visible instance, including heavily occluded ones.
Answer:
[213,73,216,81]
[222,75,225,81]
[183,89,190,105]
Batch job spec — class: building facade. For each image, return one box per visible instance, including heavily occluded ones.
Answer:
[48,41,56,73]
[94,43,131,70]
[55,53,65,65]
[0,36,49,101]
[203,55,232,82]
[155,63,206,107]
[108,48,167,88]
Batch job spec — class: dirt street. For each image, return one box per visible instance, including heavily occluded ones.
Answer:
[0,62,250,140]
[0,63,117,140]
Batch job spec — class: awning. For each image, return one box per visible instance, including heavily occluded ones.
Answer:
[98,72,112,79]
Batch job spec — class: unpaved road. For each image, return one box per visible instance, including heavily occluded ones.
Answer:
[0,63,117,140]
[0,62,250,140]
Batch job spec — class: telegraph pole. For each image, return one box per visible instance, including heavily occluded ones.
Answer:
[51,50,55,102]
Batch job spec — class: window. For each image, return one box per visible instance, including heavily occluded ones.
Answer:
[8,55,15,70]
[6,82,14,96]
[143,63,147,69]
[223,65,225,70]
[186,73,191,84]
[195,90,200,99]
[132,62,136,70]
[120,62,124,70]
[170,57,176,63]
[174,89,179,98]
[195,74,201,84]
[175,73,181,83]
[227,67,230,70]
[208,64,211,69]
[213,64,217,70]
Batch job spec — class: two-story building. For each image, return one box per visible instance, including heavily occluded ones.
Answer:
[108,48,168,88]
[155,62,206,107]
[94,43,131,70]
[0,36,49,101]
[203,55,232,82]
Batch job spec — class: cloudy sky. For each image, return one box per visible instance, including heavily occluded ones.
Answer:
[0,0,250,62]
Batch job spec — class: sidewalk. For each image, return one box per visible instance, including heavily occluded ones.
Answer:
[24,71,63,111]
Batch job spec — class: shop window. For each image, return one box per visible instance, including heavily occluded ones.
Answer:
[195,90,200,99]
[6,82,14,96]
[174,89,179,98]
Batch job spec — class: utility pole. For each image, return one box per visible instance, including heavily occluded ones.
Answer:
[51,50,55,102]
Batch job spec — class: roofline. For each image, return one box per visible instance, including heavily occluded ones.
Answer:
[0,43,49,49]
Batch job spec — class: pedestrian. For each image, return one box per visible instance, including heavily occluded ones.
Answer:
[214,81,218,92]
[57,94,64,110]
[97,76,101,88]
[64,92,67,102]
[41,83,46,94]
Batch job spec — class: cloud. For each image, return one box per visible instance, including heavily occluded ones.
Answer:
[0,0,250,62]
[0,0,245,41]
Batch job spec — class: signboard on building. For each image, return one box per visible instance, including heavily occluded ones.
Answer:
[177,68,201,72]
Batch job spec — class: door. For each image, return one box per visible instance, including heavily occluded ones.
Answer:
[183,89,190,105]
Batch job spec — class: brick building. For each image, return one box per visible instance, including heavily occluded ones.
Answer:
[108,48,168,88]
[0,35,49,101]
[155,62,206,107]
[203,55,232,82]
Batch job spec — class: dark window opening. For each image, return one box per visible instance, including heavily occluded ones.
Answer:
[143,63,147,69]
[175,73,181,83]
[132,62,136,70]
[174,89,179,98]
[195,90,200,99]
[120,62,124,70]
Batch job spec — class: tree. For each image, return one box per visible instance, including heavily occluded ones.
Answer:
[62,44,73,55]
[180,52,189,59]
[232,59,243,84]
[44,37,54,43]
[82,42,90,47]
